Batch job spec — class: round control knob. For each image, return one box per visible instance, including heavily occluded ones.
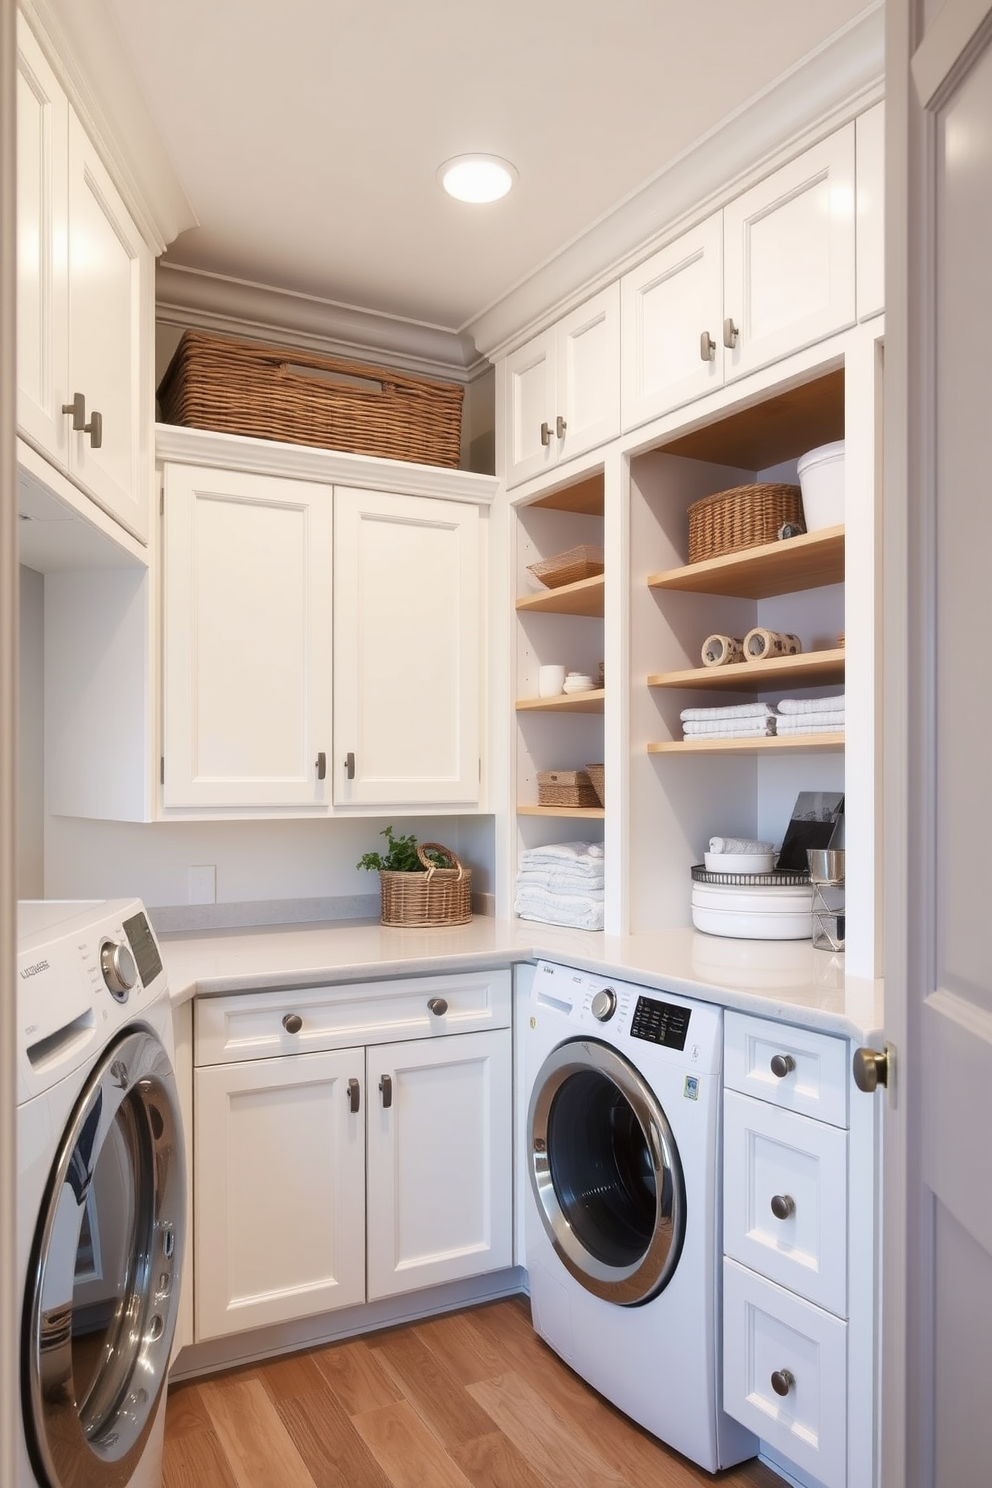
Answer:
[590,987,617,1022]
[428,997,448,1016]
[770,1193,796,1221]
[771,1369,795,1398]
[101,939,137,1000]
[282,1013,303,1034]
[770,1053,796,1079]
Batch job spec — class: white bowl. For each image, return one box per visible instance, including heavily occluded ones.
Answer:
[691,904,813,940]
[703,851,775,874]
[692,883,812,915]
[797,439,845,531]
[562,676,595,694]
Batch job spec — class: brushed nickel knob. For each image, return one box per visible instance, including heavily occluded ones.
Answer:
[853,1045,889,1093]
[770,1193,796,1221]
[590,988,617,1022]
[428,997,448,1016]
[770,1053,796,1078]
[723,316,740,348]
[771,1369,795,1397]
[700,330,716,361]
[282,1013,303,1034]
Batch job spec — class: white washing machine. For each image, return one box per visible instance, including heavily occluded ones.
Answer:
[16,900,186,1488]
[522,960,756,1473]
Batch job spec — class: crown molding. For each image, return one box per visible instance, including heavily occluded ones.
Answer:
[21,0,195,252]
[466,3,885,359]
[156,262,486,384]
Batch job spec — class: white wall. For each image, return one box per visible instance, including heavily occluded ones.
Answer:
[17,565,43,896]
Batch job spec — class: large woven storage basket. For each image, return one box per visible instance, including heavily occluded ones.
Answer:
[158,330,464,468]
[378,843,473,927]
[687,482,803,564]
[537,769,601,808]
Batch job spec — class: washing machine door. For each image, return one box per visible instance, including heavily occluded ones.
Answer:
[528,1038,685,1306]
[22,1024,186,1488]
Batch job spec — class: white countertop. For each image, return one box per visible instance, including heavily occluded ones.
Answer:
[160,916,883,1042]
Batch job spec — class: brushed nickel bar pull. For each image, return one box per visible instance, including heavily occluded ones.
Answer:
[556,414,567,439]
[62,392,86,429]
[540,420,552,446]
[379,1073,392,1109]
[344,752,355,780]
[347,1077,360,1113]
[700,331,716,361]
[315,752,326,780]
[83,409,103,448]
[723,316,739,348]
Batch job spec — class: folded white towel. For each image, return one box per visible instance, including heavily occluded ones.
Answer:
[683,717,776,737]
[514,888,605,931]
[680,701,776,723]
[709,837,776,854]
[778,694,846,715]
[517,868,606,895]
[777,711,845,732]
[519,842,605,875]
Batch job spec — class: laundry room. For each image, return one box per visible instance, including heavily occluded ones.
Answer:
[7,1,988,1487]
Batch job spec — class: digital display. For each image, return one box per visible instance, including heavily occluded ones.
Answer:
[123,911,164,987]
[630,995,690,1051]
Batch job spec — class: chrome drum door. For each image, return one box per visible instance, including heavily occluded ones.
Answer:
[23,1026,185,1488]
[528,1038,685,1305]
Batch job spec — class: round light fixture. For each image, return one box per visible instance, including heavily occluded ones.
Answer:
[438,154,517,204]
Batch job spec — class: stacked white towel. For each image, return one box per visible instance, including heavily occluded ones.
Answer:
[515,841,605,930]
[777,694,845,735]
[681,702,776,740]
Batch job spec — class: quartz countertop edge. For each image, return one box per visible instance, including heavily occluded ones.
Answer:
[160,916,883,1043]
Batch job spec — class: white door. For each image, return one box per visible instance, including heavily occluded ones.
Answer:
[723,125,856,380]
[15,17,68,460]
[555,283,620,462]
[333,486,480,806]
[194,1048,366,1339]
[65,112,151,541]
[503,328,556,487]
[366,1030,513,1301]
[163,463,333,809]
[621,214,723,430]
[886,5,992,1484]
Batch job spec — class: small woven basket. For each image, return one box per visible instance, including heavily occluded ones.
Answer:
[158,329,464,468]
[378,842,472,927]
[528,544,604,590]
[537,769,601,808]
[687,483,803,564]
[585,764,605,807]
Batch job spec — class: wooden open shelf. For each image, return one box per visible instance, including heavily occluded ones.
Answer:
[658,368,845,469]
[516,689,605,713]
[517,804,606,819]
[648,732,844,755]
[647,648,845,692]
[516,573,605,617]
[528,473,604,516]
[647,526,844,599]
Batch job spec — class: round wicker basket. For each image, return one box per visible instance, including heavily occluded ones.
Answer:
[378,842,473,927]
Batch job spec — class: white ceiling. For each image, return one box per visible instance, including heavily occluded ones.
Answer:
[103,0,871,344]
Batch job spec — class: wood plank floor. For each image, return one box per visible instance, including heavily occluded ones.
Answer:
[163,1295,786,1488]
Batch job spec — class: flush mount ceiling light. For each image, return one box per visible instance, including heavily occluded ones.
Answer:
[438,154,517,203]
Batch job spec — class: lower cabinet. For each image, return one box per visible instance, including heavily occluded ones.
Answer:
[722,1011,878,1488]
[193,971,513,1341]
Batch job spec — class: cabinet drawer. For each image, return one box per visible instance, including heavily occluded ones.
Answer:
[724,1089,848,1314]
[723,1258,847,1488]
[195,969,512,1065]
[724,1011,849,1127]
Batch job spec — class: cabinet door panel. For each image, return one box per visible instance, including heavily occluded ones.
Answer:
[724,125,856,379]
[504,332,556,487]
[556,284,620,461]
[621,216,723,430]
[66,114,151,540]
[163,464,332,807]
[856,102,885,321]
[366,1030,512,1299]
[16,20,68,458]
[334,487,480,805]
[195,1049,366,1339]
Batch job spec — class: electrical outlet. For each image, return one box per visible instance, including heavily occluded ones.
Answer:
[188,865,216,905]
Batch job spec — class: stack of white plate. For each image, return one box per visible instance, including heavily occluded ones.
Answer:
[691,879,813,940]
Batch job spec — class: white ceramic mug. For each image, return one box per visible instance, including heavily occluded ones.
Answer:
[538,664,566,697]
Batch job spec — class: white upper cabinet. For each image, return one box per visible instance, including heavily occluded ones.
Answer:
[621,214,724,429]
[333,486,481,807]
[723,125,856,381]
[16,16,153,543]
[855,102,885,322]
[163,463,334,810]
[503,284,620,487]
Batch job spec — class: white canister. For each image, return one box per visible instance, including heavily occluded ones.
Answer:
[796,439,845,530]
[538,664,566,697]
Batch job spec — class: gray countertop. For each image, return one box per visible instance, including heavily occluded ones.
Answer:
[160,915,883,1042]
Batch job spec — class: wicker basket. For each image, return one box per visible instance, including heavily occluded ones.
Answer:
[378,842,472,927]
[537,769,601,808]
[585,764,605,807]
[158,329,464,469]
[528,544,604,590]
[687,483,803,564]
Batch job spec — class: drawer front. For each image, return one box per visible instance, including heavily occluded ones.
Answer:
[724,1011,849,1127]
[724,1089,848,1315]
[723,1258,847,1488]
[195,969,512,1065]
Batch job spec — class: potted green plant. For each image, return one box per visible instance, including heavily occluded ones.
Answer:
[357,827,472,926]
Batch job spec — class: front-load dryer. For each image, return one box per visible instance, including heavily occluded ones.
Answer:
[522,960,756,1473]
[16,899,186,1488]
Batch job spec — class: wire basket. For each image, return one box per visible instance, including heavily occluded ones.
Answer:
[690,864,811,887]
[687,483,803,564]
[378,843,473,926]
[527,544,604,589]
